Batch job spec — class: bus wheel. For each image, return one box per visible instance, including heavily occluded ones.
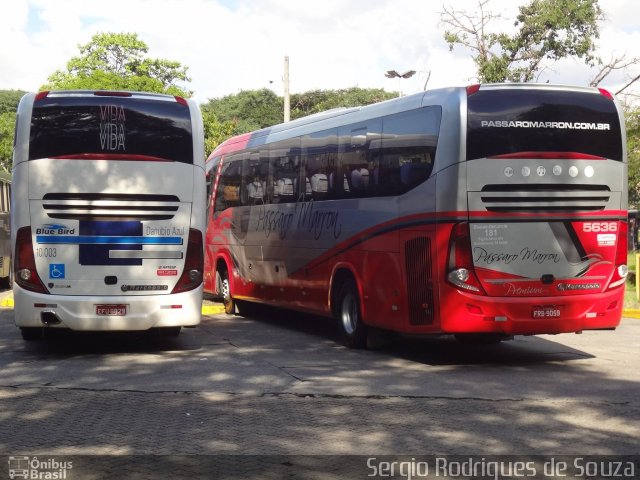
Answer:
[337,280,367,349]
[20,327,43,341]
[218,268,235,315]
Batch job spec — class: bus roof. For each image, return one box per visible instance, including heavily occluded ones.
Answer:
[207,83,618,164]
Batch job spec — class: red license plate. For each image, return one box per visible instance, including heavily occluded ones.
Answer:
[531,305,562,319]
[96,304,128,316]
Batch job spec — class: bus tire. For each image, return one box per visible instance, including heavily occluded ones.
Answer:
[217,267,235,315]
[337,279,367,349]
[20,327,42,341]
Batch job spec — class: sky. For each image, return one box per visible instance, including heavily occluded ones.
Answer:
[2,0,640,104]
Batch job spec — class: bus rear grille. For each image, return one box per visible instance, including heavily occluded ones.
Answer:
[404,236,434,325]
[479,184,611,212]
[42,193,180,221]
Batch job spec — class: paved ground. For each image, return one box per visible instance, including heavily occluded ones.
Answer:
[0,297,638,477]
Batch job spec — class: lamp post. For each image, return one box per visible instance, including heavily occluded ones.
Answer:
[385,70,416,97]
[284,56,290,123]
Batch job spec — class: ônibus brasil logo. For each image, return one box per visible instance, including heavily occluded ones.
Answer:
[8,456,73,479]
[35,224,75,235]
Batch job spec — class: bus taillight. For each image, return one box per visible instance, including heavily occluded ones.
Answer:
[172,228,204,294]
[15,226,48,294]
[446,222,485,294]
[608,221,628,289]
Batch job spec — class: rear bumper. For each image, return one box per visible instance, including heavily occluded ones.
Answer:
[13,286,203,330]
[437,286,624,335]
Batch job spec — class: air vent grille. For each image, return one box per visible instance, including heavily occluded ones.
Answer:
[404,237,434,325]
[42,193,180,221]
[479,184,611,212]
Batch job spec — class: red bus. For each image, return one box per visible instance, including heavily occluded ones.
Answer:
[204,83,628,348]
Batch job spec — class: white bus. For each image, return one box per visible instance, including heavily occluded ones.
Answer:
[12,90,205,340]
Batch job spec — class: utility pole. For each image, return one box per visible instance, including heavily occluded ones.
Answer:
[284,56,290,123]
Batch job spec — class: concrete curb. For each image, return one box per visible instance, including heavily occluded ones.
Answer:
[622,309,640,319]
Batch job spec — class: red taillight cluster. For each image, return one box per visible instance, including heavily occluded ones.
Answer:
[15,226,49,294]
[447,222,485,294]
[608,221,628,289]
[172,228,204,294]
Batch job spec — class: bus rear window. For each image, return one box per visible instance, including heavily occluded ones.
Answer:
[29,95,193,163]
[467,89,623,161]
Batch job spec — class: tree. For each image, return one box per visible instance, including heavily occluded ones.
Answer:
[201,107,239,157]
[627,108,640,208]
[202,89,283,133]
[291,87,396,117]
[0,112,15,172]
[201,87,398,153]
[442,0,603,83]
[41,32,191,97]
[0,90,26,172]
[0,90,26,114]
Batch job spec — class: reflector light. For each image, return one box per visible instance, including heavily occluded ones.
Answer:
[174,96,188,106]
[598,88,614,100]
[94,91,132,97]
[467,304,483,314]
[35,91,50,101]
[466,84,481,96]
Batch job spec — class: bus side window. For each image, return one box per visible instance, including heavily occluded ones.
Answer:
[214,156,242,213]
[302,128,337,201]
[243,155,267,206]
[270,138,301,204]
[337,120,381,198]
[380,107,441,194]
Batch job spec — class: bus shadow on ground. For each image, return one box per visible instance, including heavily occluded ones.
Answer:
[228,304,595,367]
[16,328,203,355]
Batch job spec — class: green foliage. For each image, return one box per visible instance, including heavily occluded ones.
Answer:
[201,87,397,155]
[0,90,26,114]
[443,0,602,83]
[0,112,15,173]
[41,32,191,97]
[0,90,26,172]
[291,87,396,118]
[202,89,283,133]
[627,108,640,208]
[201,107,239,158]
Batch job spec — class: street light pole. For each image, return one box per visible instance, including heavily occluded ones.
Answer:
[384,70,416,97]
[284,56,290,123]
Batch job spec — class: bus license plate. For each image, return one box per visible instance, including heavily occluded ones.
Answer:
[531,306,562,319]
[96,304,128,316]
